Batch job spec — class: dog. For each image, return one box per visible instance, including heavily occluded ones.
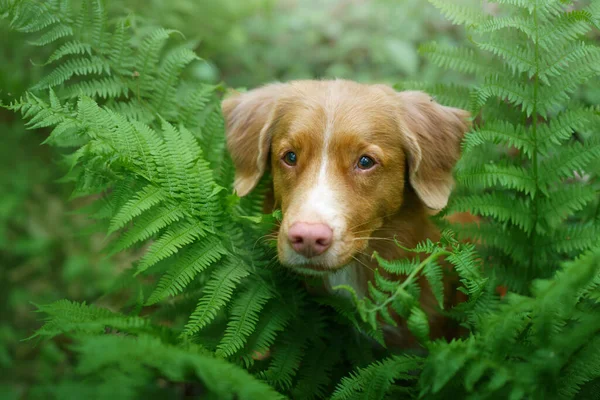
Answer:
[222,79,471,346]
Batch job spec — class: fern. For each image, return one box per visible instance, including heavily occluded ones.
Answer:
[420,249,600,400]
[73,333,284,400]
[145,237,227,305]
[30,300,159,339]
[216,279,273,357]
[424,0,600,290]
[4,0,600,398]
[183,257,250,336]
[1,1,304,397]
[238,300,293,368]
[340,231,488,337]
[332,1,600,398]
[260,324,309,390]
[331,355,422,400]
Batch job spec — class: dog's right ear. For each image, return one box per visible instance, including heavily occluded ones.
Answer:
[222,83,286,197]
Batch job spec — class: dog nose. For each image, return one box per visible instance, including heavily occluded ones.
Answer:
[288,222,333,258]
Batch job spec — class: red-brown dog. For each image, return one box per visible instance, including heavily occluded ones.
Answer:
[222,79,471,345]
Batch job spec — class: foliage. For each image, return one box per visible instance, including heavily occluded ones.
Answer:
[2,0,600,399]
[119,0,463,86]
[0,12,121,397]
[422,0,600,294]
[336,231,489,342]
[336,248,600,400]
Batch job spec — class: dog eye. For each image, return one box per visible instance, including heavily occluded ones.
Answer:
[357,155,376,170]
[283,151,297,166]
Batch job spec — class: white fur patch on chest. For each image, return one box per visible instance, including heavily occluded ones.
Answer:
[325,262,366,299]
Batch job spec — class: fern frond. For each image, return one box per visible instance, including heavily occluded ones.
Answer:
[178,84,217,129]
[107,101,154,124]
[539,141,600,188]
[107,19,129,71]
[135,220,207,275]
[428,0,487,26]
[450,193,532,233]
[216,280,273,357]
[373,252,419,275]
[292,340,341,400]
[159,118,210,214]
[146,238,227,305]
[494,0,565,17]
[423,261,445,309]
[474,37,536,78]
[419,42,485,75]
[456,163,536,195]
[537,10,594,50]
[332,355,422,400]
[62,76,129,99]
[462,120,533,157]
[151,47,200,114]
[87,0,108,51]
[558,336,600,399]
[394,81,472,110]
[539,185,598,230]
[27,23,72,46]
[45,40,92,64]
[446,243,486,294]
[73,334,284,400]
[470,74,535,115]
[538,70,598,116]
[31,300,152,339]
[183,258,250,337]
[540,42,600,80]
[135,28,179,92]
[542,224,599,254]
[239,300,293,368]
[407,307,430,345]
[477,14,533,35]
[108,184,166,234]
[537,108,594,151]
[259,326,308,390]
[108,205,185,255]
[200,105,227,172]
[7,1,61,33]
[15,90,73,130]
[31,56,111,91]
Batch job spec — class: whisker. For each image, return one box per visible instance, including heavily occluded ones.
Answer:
[352,237,396,242]
[353,250,376,262]
[351,227,401,235]
[347,211,399,231]
[351,255,375,273]
[252,233,279,252]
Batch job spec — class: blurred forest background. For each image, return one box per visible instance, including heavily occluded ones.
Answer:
[1,0,598,396]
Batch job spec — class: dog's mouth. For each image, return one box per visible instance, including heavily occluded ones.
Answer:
[278,240,369,276]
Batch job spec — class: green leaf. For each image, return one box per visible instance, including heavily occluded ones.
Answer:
[135,220,207,275]
[407,307,430,346]
[145,238,227,305]
[423,261,445,309]
[108,184,166,234]
[183,258,250,336]
[216,281,273,357]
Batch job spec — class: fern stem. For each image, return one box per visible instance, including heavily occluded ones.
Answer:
[368,250,451,313]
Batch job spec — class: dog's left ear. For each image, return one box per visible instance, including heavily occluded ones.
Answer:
[394,91,471,210]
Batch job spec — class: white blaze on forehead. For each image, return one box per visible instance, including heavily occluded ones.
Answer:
[296,83,344,234]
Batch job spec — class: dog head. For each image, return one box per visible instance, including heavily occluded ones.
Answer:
[223,80,470,274]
